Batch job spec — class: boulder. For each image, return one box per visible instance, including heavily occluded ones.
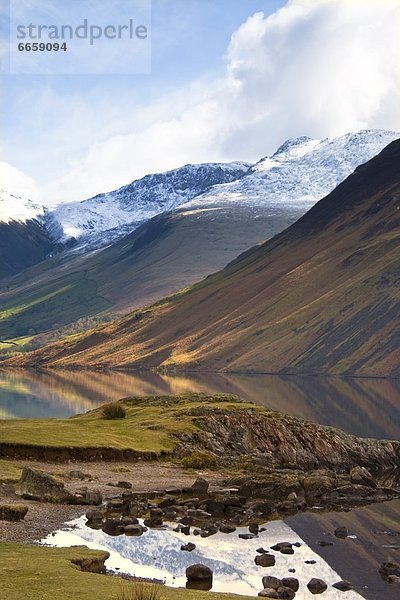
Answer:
[186,563,213,581]
[255,554,276,567]
[15,466,70,503]
[125,524,145,536]
[271,542,292,552]
[181,542,196,552]
[144,508,163,528]
[220,523,236,534]
[259,590,279,598]
[333,580,353,591]
[249,522,260,535]
[102,518,125,536]
[262,576,282,590]
[307,578,328,594]
[116,481,132,489]
[277,587,296,600]
[334,526,348,539]
[281,577,299,592]
[191,478,210,494]
[0,504,28,521]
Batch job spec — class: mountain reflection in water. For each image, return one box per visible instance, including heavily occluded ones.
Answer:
[0,369,399,439]
[42,516,364,599]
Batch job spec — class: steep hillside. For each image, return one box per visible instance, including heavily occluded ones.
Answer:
[13,138,400,377]
[1,130,396,342]
[0,219,53,279]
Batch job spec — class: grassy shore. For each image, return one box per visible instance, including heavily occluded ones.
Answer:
[0,393,255,454]
[0,542,249,600]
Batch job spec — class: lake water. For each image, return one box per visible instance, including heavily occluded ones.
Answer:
[43,515,363,599]
[0,369,399,439]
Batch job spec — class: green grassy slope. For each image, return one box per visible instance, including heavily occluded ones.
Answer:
[0,543,249,600]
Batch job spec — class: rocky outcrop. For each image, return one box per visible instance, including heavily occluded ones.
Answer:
[176,405,400,474]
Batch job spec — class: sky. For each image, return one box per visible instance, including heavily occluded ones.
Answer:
[1,0,399,205]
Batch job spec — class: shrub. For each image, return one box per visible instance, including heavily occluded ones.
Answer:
[182,451,218,470]
[117,582,161,600]
[101,403,126,420]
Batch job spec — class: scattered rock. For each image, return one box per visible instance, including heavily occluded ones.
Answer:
[249,522,260,535]
[271,542,292,552]
[334,526,348,539]
[333,580,353,591]
[220,523,236,534]
[186,563,213,582]
[124,524,146,536]
[144,508,163,528]
[317,541,333,547]
[259,590,279,598]
[116,481,132,489]
[102,518,125,536]
[281,577,299,592]
[181,542,196,552]
[277,587,296,600]
[379,561,400,582]
[191,478,210,495]
[262,576,281,590]
[255,554,276,567]
[15,466,70,503]
[307,578,328,594]
[280,546,294,555]
[0,504,28,522]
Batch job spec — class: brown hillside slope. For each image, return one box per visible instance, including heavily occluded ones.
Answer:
[9,139,400,376]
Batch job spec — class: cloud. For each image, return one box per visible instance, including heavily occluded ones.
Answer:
[0,161,41,201]
[21,0,400,202]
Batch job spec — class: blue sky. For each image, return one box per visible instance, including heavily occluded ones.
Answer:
[1,0,398,204]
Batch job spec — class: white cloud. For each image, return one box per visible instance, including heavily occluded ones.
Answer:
[13,0,400,203]
[0,161,40,201]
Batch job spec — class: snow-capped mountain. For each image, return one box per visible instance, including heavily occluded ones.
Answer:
[46,162,250,251]
[0,189,44,223]
[183,129,399,211]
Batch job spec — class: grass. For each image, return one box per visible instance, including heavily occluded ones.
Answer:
[0,273,111,340]
[0,393,256,454]
[0,542,250,600]
[0,459,23,482]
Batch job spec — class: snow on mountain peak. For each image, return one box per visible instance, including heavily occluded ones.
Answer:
[183,129,399,210]
[0,189,44,224]
[46,161,251,250]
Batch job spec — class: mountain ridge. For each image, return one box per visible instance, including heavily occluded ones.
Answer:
[8,138,400,376]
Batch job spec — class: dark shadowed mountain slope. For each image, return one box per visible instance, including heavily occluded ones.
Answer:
[0,219,53,279]
[11,138,400,377]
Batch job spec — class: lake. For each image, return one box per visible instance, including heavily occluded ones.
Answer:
[0,369,399,439]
